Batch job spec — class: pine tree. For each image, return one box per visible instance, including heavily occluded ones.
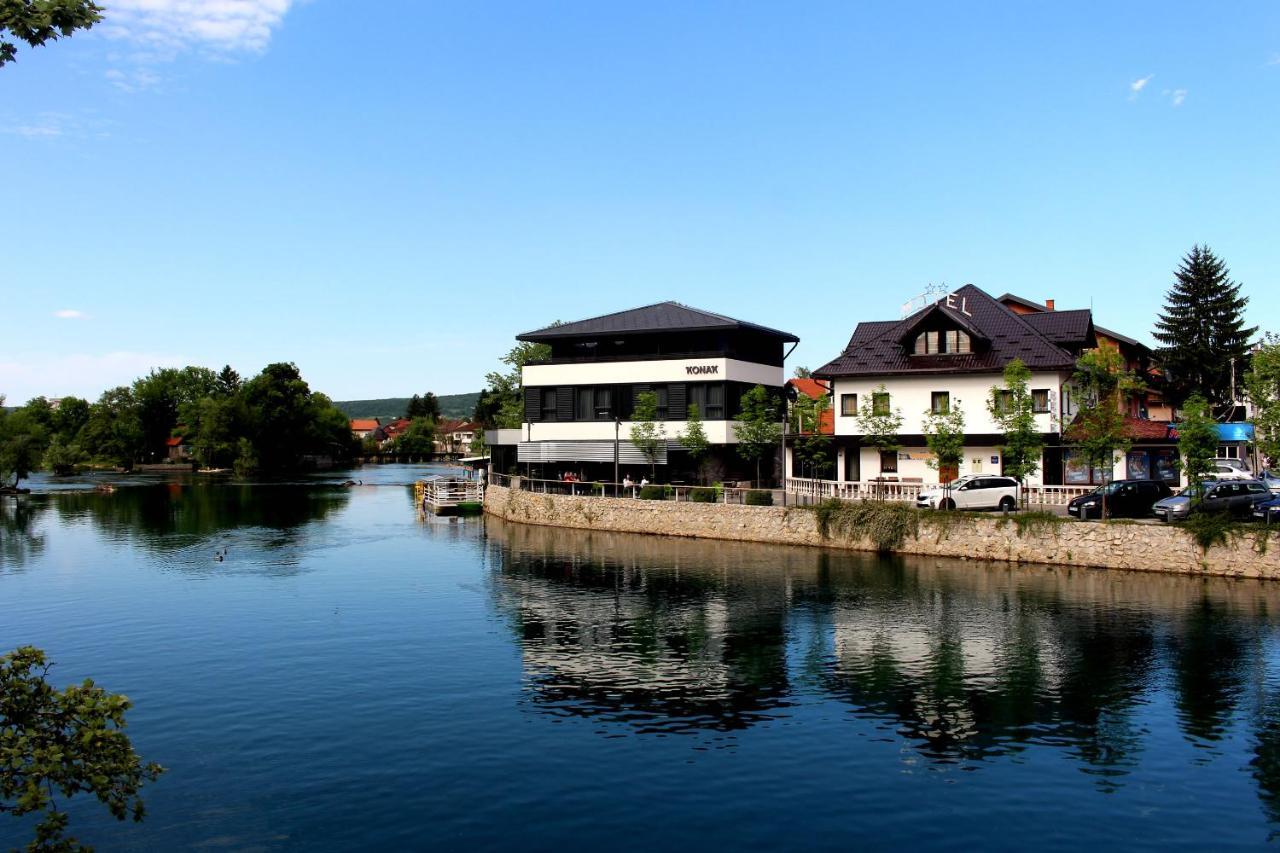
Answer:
[1152,245,1257,414]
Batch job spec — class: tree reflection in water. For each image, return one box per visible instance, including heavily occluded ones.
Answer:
[486,518,1279,805]
[0,497,48,569]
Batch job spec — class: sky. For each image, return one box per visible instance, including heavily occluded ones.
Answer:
[1,1,1277,403]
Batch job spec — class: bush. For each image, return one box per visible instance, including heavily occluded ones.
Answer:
[811,498,919,552]
[689,487,717,503]
[744,490,773,506]
[638,485,666,500]
[1181,511,1234,552]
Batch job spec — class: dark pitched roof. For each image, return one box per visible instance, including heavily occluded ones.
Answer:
[997,293,1147,352]
[518,301,799,343]
[1019,309,1096,348]
[814,284,1081,379]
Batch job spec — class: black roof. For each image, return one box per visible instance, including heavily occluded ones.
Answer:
[997,293,1148,352]
[518,301,799,343]
[814,284,1084,379]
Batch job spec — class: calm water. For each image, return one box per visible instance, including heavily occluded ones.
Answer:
[4,465,1280,850]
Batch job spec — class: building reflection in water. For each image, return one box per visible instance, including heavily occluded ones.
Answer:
[486,517,1280,803]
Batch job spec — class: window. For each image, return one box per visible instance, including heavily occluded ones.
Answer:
[913,330,971,355]
[540,389,557,421]
[594,388,612,420]
[841,394,858,416]
[994,390,1013,415]
[880,451,898,473]
[931,392,950,414]
[576,388,593,421]
[872,392,890,416]
[1032,389,1050,413]
[689,384,725,420]
[652,385,669,420]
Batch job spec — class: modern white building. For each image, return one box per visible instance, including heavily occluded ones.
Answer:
[810,284,1179,487]
[512,302,798,482]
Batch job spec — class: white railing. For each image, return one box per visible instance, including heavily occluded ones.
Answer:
[417,478,484,509]
[785,478,1095,506]
[487,473,777,504]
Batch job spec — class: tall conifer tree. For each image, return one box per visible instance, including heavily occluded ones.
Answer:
[1152,245,1256,414]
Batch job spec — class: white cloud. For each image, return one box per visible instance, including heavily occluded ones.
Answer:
[1268,54,1280,66]
[2,113,114,141]
[102,0,301,58]
[105,67,161,93]
[1170,88,1187,107]
[53,310,89,320]
[0,351,189,401]
[1129,74,1154,96]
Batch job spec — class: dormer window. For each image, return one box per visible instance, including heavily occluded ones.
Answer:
[913,330,972,355]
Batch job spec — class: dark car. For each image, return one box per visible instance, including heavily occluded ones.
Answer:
[1153,479,1273,522]
[1067,479,1173,520]
[1254,494,1280,523]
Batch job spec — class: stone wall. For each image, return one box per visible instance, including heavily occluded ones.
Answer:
[484,485,1280,579]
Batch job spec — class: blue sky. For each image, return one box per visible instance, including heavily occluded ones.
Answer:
[2,1,1277,403]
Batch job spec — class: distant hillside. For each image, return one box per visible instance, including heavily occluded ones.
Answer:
[335,393,480,422]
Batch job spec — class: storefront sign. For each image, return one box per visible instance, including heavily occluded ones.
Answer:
[685,365,720,376]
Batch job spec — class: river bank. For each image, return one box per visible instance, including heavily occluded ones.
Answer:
[484,483,1280,579]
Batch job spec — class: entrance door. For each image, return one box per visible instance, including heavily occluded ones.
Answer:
[844,449,861,482]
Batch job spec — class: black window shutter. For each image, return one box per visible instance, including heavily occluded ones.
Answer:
[524,387,540,422]
[557,387,574,421]
[669,383,688,420]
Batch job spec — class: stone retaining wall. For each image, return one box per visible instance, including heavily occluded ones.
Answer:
[484,485,1280,579]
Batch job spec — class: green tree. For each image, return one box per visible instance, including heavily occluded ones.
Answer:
[393,417,436,457]
[41,436,84,475]
[853,384,904,493]
[233,437,258,477]
[792,366,812,379]
[1246,334,1280,468]
[988,359,1042,503]
[0,0,102,67]
[0,646,164,851]
[677,402,711,483]
[791,392,833,480]
[481,331,557,429]
[629,391,665,481]
[214,365,242,398]
[1069,347,1144,518]
[50,396,89,442]
[922,397,965,502]
[0,401,44,489]
[1176,394,1219,497]
[734,385,783,487]
[1152,245,1257,413]
[78,387,143,469]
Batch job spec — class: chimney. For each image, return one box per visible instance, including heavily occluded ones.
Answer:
[1045,299,1055,311]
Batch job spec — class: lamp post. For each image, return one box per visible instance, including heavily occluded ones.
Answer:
[614,417,621,497]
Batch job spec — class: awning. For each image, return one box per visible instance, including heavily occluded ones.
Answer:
[1168,422,1255,442]
[518,441,668,465]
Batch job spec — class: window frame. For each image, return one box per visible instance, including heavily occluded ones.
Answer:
[872,392,891,417]
[879,450,898,473]
[1031,389,1050,413]
[930,391,950,414]
[841,393,858,417]
[540,389,557,422]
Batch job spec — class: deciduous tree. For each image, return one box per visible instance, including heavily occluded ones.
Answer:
[922,397,965,502]
[0,0,102,67]
[630,391,665,481]
[734,385,782,486]
[677,402,710,483]
[0,645,164,851]
[1176,394,1219,496]
[988,359,1042,503]
[853,384,904,494]
[1246,334,1280,468]
[1069,347,1144,518]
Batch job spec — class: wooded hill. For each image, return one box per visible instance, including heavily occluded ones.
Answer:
[335,393,479,422]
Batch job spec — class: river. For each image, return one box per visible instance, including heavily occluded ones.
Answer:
[2,465,1279,850]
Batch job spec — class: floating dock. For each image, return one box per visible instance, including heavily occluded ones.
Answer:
[415,478,485,515]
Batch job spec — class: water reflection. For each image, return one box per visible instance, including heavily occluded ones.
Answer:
[487,518,1280,790]
[0,497,48,569]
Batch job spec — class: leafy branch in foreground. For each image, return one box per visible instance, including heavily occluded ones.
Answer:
[1,646,164,851]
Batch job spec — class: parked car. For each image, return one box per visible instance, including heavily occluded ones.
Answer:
[1152,479,1272,522]
[1066,479,1173,520]
[1213,457,1252,474]
[1254,494,1280,523]
[917,476,1020,511]
[1258,470,1280,494]
[1206,463,1254,481]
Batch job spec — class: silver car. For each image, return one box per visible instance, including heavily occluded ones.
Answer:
[1152,480,1272,521]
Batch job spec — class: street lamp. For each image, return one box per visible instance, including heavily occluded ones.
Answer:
[614,417,621,496]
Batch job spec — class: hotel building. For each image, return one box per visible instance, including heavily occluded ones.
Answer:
[810,284,1179,487]
[508,302,798,482]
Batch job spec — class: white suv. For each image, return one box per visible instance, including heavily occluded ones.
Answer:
[917,476,1021,511]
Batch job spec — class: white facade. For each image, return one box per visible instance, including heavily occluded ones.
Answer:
[523,357,782,394]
